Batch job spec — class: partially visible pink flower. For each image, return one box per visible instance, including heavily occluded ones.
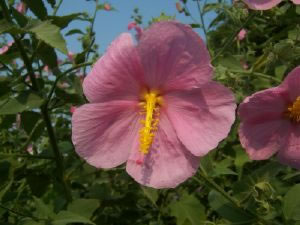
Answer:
[68,52,74,61]
[242,62,249,70]
[103,3,111,11]
[16,2,26,14]
[0,41,14,55]
[239,66,300,169]
[243,0,300,10]
[72,21,236,188]
[176,2,184,13]
[26,144,33,155]
[127,22,143,40]
[70,106,77,114]
[237,29,247,41]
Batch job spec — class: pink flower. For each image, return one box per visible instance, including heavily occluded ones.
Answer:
[237,29,247,41]
[72,21,236,188]
[103,3,111,11]
[67,52,74,61]
[16,2,26,14]
[239,67,300,169]
[26,144,33,155]
[0,41,14,55]
[127,22,143,40]
[243,0,300,10]
[70,106,77,114]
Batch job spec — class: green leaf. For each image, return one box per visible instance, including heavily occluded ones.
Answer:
[36,43,58,69]
[33,197,55,219]
[23,0,48,20]
[52,211,95,225]
[65,29,84,36]
[208,190,254,224]
[0,92,44,115]
[169,193,206,225]
[141,187,158,206]
[68,199,99,219]
[28,20,68,54]
[46,0,56,7]
[0,19,23,35]
[49,13,84,29]
[283,184,300,221]
[27,173,50,197]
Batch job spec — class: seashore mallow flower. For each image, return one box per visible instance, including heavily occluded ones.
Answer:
[72,21,236,188]
[243,0,300,10]
[239,67,300,169]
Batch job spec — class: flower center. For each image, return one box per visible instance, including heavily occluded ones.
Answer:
[138,89,163,154]
[286,96,300,123]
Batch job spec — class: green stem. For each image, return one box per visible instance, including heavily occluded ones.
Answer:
[53,0,63,16]
[228,69,281,83]
[46,62,93,107]
[195,0,210,51]
[0,204,41,221]
[83,0,98,77]
[0,0,71,203]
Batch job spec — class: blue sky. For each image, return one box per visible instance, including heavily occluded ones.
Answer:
[54,0,216,54]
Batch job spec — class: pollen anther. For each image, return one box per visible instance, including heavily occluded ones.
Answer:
[139,89,162,154]
[286,96,300,123]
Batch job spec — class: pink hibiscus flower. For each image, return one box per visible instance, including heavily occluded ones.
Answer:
[239,67,300,169]
[72,21,236,188]
[243,0,300,10]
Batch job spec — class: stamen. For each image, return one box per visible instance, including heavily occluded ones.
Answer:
[139,89,162,154]
[286,96,300,123]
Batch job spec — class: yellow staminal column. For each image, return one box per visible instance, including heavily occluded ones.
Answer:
[139,90,163,155]
[287,96,300,122]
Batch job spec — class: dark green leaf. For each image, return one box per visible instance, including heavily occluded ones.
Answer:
[141,187,158,206]
[0,92,44,115]
[68,199,99,219]
[283,184,300,221]
[65,29,84,36]
[28,20,68,54]
[23,0,47,20]
[11,7,28,27]
[49,13,83,29]
[52,211,95,225]
[169,193,206,225]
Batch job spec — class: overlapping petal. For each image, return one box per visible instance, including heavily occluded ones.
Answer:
[280,67,300,101]
[165,81,236,157]
[72,101,141,168]
[137,21,213,92]
[278,126,300,169]
[243,0,282,10]
[83,33,144,103]
[126,113,199,188]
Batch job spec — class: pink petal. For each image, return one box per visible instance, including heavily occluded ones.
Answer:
[72,101,140,168]
[126,112,199,188]
[239,119,290,160]
[291,0,300,4]
[243,0,282,10]
[238,88,290,159]
[280,66,300,102]
[238,88,288,124]
[277,125,300,169]
[165,81,236,157]
[83,33,144,103]
[137,21,212,92]
[237,29,247,41]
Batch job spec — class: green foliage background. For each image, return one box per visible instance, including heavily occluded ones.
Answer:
[1,0,300,224]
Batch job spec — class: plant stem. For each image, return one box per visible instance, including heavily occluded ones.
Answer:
[53,0,64,16]
[0,0,71,202]
[195,0,210,51]
[228,69,281,83]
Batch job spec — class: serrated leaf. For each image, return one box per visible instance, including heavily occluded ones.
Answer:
[68,199,99,219]
[141,187,158,205]
[52,211,95,225]
[49,13,83,29]
[33,197,55,219]
[208,190,254,223]
[0,92,44,115]
[29,21,68,54]
[283,184,300,221]
[23,0,47,20]
[169,193,206,225]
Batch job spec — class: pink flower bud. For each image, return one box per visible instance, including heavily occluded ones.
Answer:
[237,29,247,41]
[104,3,111,11]
[16,2,26,14]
